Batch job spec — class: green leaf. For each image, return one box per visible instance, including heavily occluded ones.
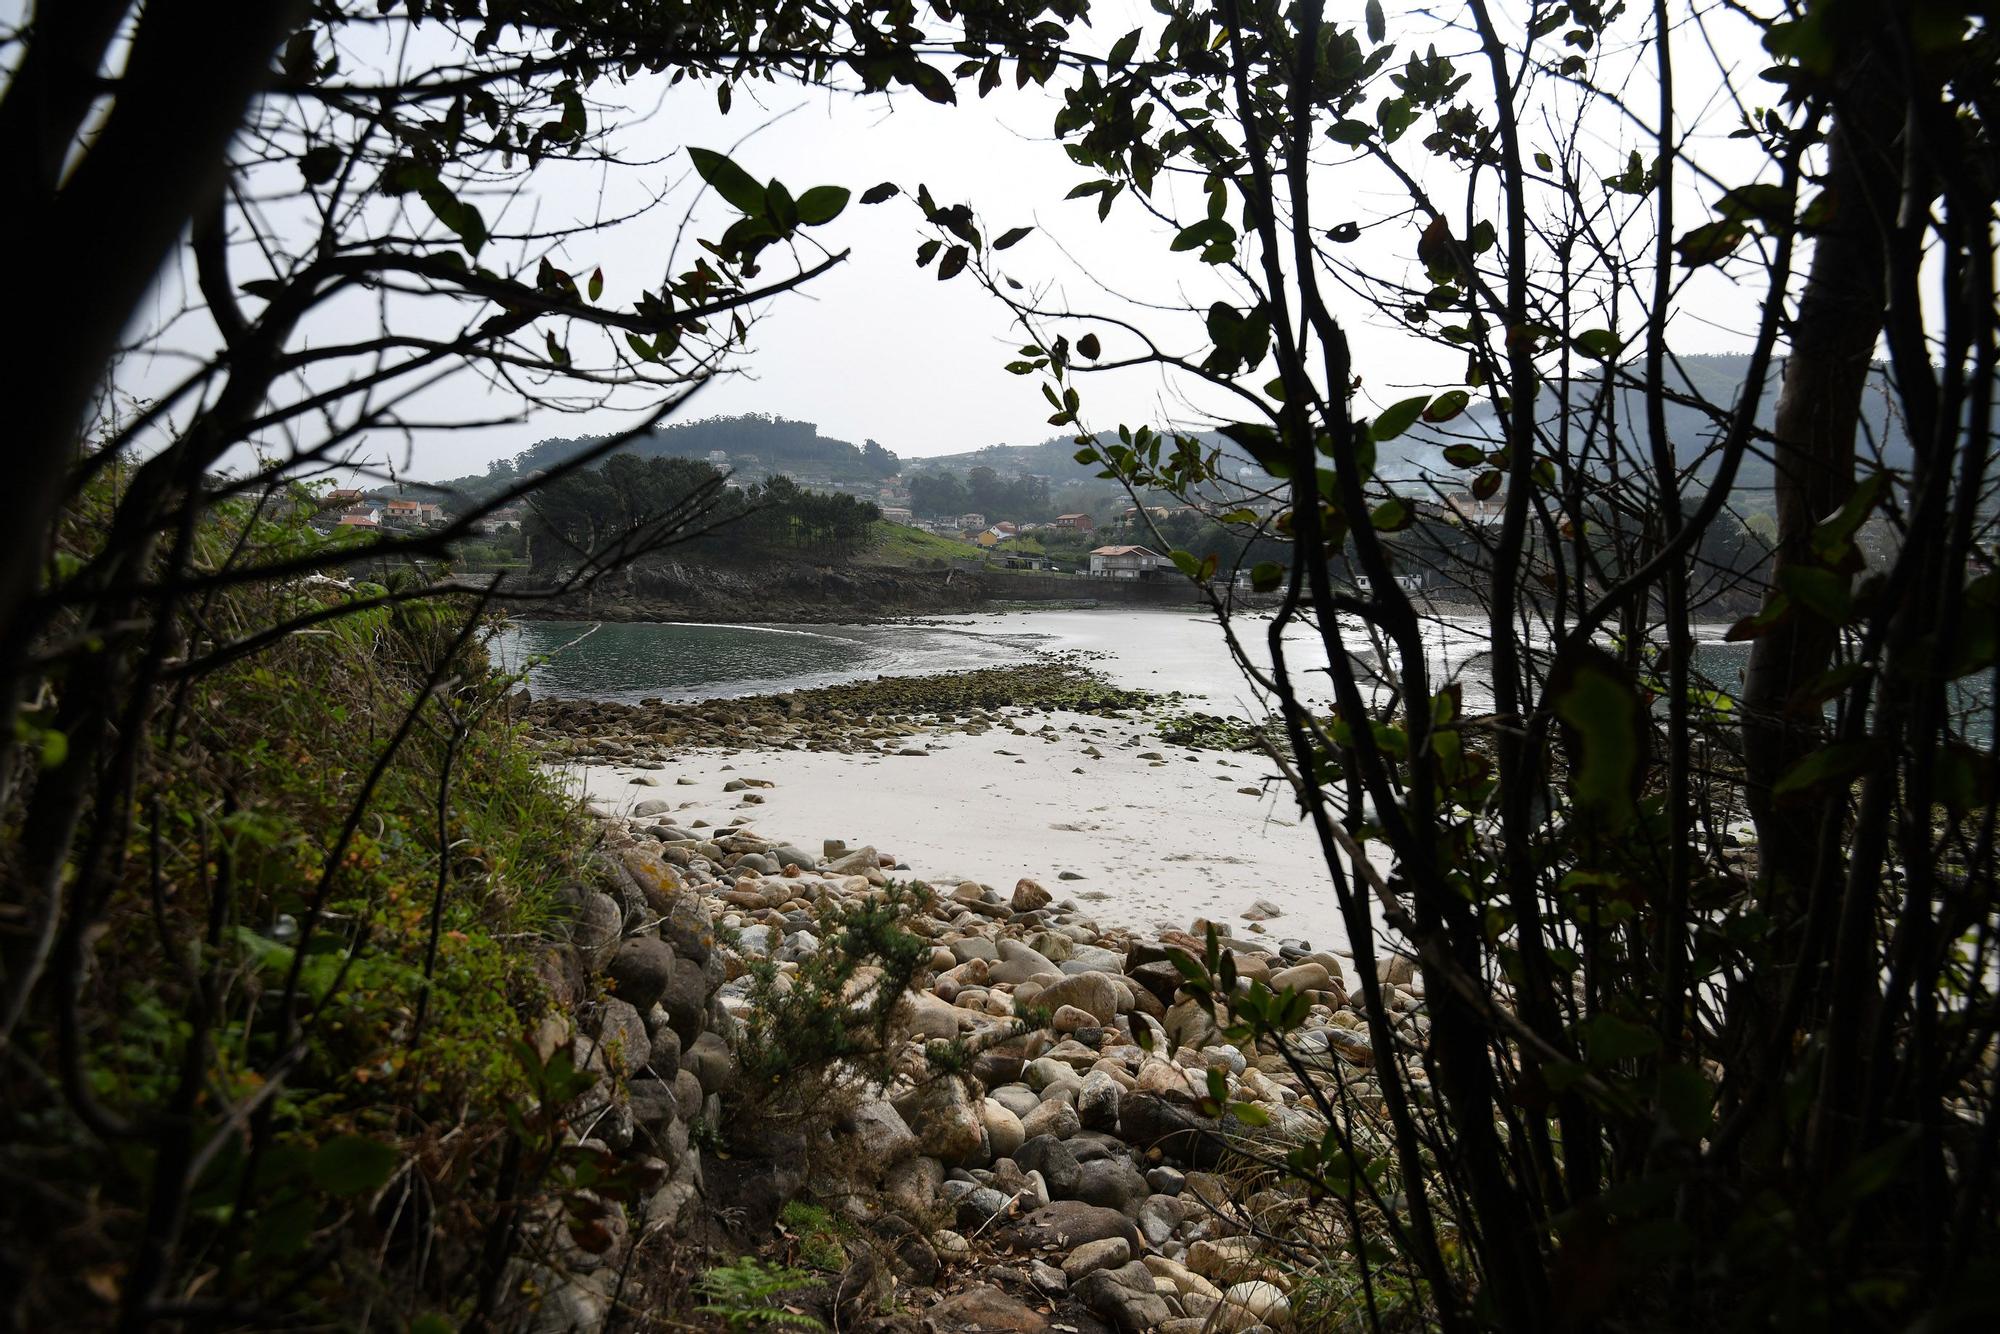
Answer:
[1108,27,1142,68]
[1674,220,1746,267]
[937,245,969,280]
[299,145,342,185]
[587,268,603,301]
[1573,328,1622,360]
[1171,217,1234,253]
[1725,592,1790,641]
[1077,332,1101,359]
[1423,389,1470,423]
[688,147,766,215]
[311,1135,398,1197]
[1660,1064,1714,1140]
[1715,182,1792,227]
[1576,1012,1660,1065]
[993,225,1033,250]
[860,182,900,205]
[1169,549,1201,579]
[1327,120,1374,146]
[1773,741,1875,802]
[38,729,67,769]
[1251,561,1285,592]
[1551,648,1644,829]
[1778,566,1852,623]
[1370,498,1413,532]
[1471,470,1503,501]
[1365,0,1386,43]
[1442,443,1485,467]
[1371,395,1430,441]
[794,185,850,226]
[1810,472,1887,561]
[1327,221,1360,243]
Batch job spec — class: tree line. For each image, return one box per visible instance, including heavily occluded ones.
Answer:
[527,454,881,567]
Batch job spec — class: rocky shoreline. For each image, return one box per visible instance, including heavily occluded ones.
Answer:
[528,668,1422,1332]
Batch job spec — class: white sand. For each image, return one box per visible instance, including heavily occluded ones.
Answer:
[564,709,1363,953]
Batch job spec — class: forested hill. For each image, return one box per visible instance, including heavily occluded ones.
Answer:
[455,354,1908,505]
[514,414,900,482]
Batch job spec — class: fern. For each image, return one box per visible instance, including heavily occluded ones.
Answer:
[693,1257,824,1331]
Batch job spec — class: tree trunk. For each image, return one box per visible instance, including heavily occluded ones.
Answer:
[1740,35,1902,898]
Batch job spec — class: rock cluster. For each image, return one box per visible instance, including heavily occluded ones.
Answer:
[516,661,1159,761]
[546,790,1432,1332]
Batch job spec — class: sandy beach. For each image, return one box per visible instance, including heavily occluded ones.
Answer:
[562,706,1362,955]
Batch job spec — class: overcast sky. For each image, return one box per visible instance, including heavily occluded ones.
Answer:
[93,0,1781,481]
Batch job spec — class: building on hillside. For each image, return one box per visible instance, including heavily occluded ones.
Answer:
[975,529,1003,548]
[336,508,380,530]
[992,521,1018,536]
[1354,571,1427,595]
[956,513,987,530]
[1088,545,1172,579]
[880,506,914,525]
[1054,512,1095,532]
[485,507,524,531]
[1446,492,1504,527]
[322,487,365,509]
[381,498,444,528]
[706,450,731,470]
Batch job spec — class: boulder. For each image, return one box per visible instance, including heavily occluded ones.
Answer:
[660,955,712,1044]
[592,998,649,1078]
[883,1154,946,1220]
[990,939,1062,985]
[1012,878,1053,911]
[645,1019,682,1081]
[1000,1200,1144,1259]
[983,1099,1027,1160]
[685,1031,733,1096]
[1050,1004,1099,1034]
[1061,1236,1132,1283]
[1019,1098,1082,1142]
[1377,953,1419,986]
[1220,1280,1292,1329]
[1076,1071,1123,1131]
[909,1076,986,1164]
[900,991,963,1041]
[1075,1260,1173,1332]
[1268,961,1335,995]
[990,1083,1041,1119]
[1074,1157,1151,1216]
[571,891,623,955]
[825,845,880,875]
[847,1101,920,1166]
[1014,1135,1081,1199]
[1035,972,1120,1024]
[769,844,820,871]
[926,1286,1048,1332]
[1120,1093,1222,1169]
[1126,961,1184,1008]
[605,936,676,1013]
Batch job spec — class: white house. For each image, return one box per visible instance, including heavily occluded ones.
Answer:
[1088,545,1172,579]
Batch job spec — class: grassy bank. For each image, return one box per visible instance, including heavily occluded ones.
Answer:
[0,497,614,1327]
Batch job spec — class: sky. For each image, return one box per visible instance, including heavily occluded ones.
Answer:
[85,0,1784,482]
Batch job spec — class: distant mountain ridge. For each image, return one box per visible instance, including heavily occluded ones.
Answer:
[483,354,1910,500]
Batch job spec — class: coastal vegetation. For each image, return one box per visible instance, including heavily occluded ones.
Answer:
[3,2,1997,1333]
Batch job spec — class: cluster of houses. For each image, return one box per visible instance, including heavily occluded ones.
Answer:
[315,488,523,534]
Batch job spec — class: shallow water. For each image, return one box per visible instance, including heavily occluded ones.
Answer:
[494,609,1990,741]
